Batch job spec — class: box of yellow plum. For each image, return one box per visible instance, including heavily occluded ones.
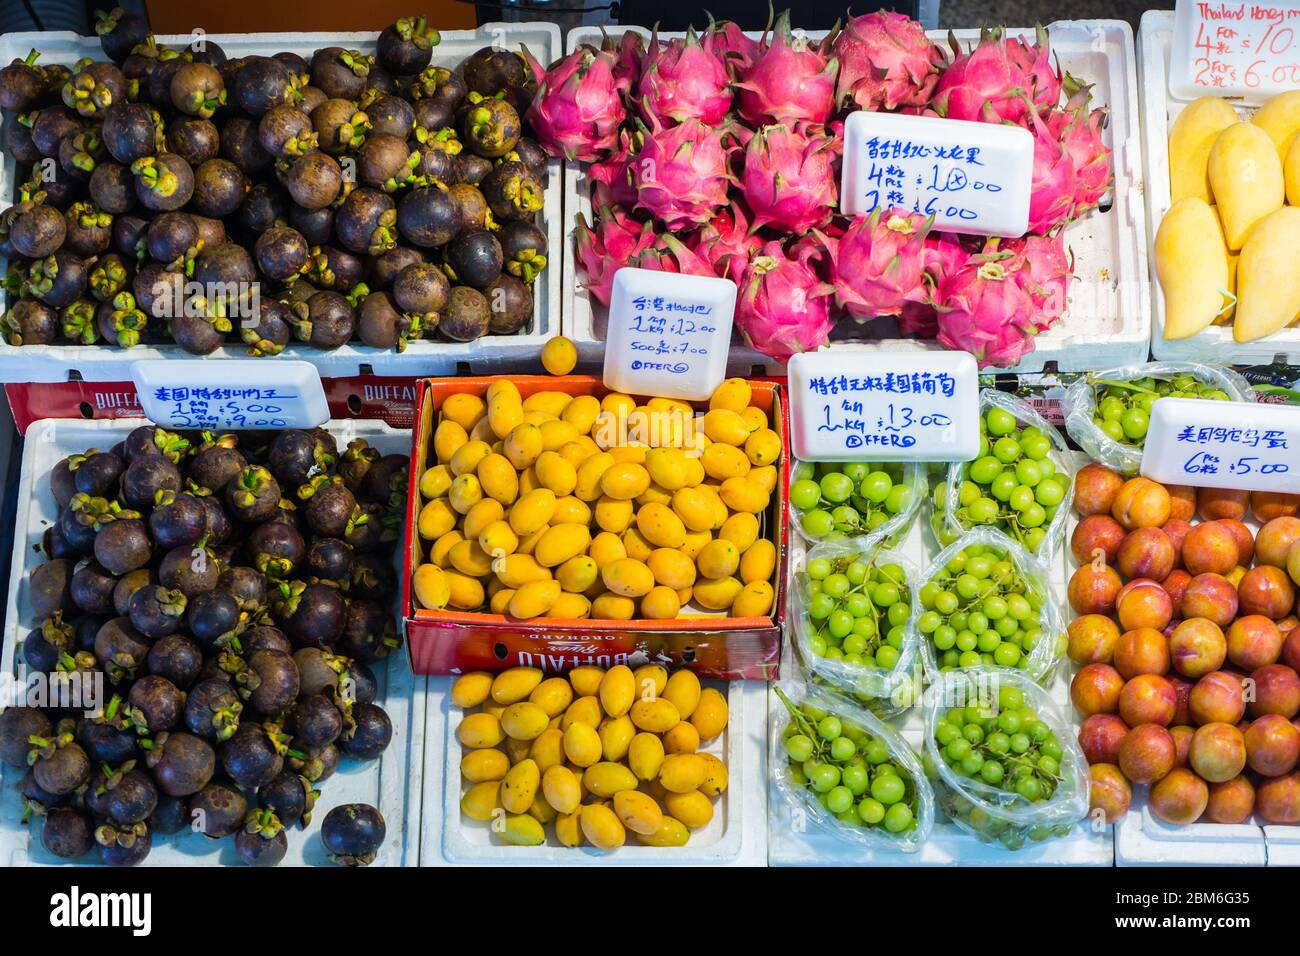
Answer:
[402,374,789,679]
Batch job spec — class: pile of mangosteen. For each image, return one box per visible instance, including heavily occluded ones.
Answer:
[0,421,406,865]
[0,9,549,354]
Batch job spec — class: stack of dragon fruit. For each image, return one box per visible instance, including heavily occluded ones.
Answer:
[525,11,1115,368]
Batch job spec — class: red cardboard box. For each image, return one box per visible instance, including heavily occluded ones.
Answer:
[403,375,788,680]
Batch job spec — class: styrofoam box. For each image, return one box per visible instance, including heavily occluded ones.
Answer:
[562,21,1149,375]
[0,418,426,866]
[768,455,1114,865]
[0,24,561,383]
[421,676,768,865]
[1139,9,1300,365]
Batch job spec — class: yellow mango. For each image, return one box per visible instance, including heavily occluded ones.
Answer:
[1207,122,1285,249]
[441,392,486,432]
[613,790,664,836]
[543,592,591,619]
[460,781,501,821]
[598,714,635,761]
[663,669,702,719]
[1253,90,1300,160]
[542,765,581,814]
[630,697,681,733]
[628,732,665,781]
[1155,198,1232,339]
[529,727,566,773]
[582,761,639,798]
[445,571,485,610]
[555,809,583,847]
[1169,96,1238,204]
[658,753,708,793]
[413,564,450,610]
[732,580,776,617]
[434,419,469,464]
[691,687,729,741]
[662,721,700,754]
[579,803,626,850]
[698,752,729,796]
[1234,205,1300,341]
[491,667,543,704]
[591,593,636,619]
[599,664,636,716]
[1284,132,1300,205]
[458,712,504,748]
[460,748,509,782]
[508,579,562,619]
[500,702,549,740]
[450,671,493,709]
[638,815,690,847]
[533,524,591,568]
[419,463,453,500]
[664,789,714,828]
[562,721,602,766]
[740,538,777,584]
[500,758,540,813]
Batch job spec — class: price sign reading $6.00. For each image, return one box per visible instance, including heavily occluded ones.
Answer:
[1170,0,1300,104]
[1141,397,1300,494]
[132,359,330,432]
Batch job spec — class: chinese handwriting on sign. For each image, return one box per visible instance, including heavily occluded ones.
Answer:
[809,374,956,450]
[1176,424,1291,478]
[624,294,716,375]
[860,136,996,222]
[152,386,297,430]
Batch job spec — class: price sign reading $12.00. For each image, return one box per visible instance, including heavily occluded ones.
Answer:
[787,352,980,462]
[1170,0,1300,104]
[132,359,330,431]
[1141,397,1300,494]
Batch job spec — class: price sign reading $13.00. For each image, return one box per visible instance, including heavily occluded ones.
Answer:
[603,267,737,402]
[1141,397,1300,494]
[132,359,330,431]
[787,352,980,462]
[840,111,1033,237]
[1169,0,1300,104]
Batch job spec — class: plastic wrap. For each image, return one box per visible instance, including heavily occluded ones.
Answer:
[932,389,1074,560]
[922,669,1089,851]
[910,527,1067,685]
[1063,362,1257,475]
[770,681,934,853]
[789,459,926,550]
[790,540,921,719]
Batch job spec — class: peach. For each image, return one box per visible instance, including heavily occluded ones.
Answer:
[1169,618,1227,678]
[1289,540,1300,587]
[1079,713,1130,765]
[1249,664,1300,718]
[1189,671,1247,725]
[1180,573,1239,627]
[1253,491,1300,522]
[1181,521,1239,576]
[1226,614,1284,671]
[1070,514,1125,567]
[1150,767,1209,825]
[1119,673,1178,726]
[1256,772,1300,824]
[1068,564,1122,616]
[1074,463,1124,517]
[1071,663,1125,716]
[1116,579,1174,631]
[1114,627,1171,679]
[1167,484,1198,522]
[1205,776,1256,824]
[1170,724,1194,767]
[1161,518,1192,568]
[1116,527,1176,582]
[1089,763,1132,824]
[1118,724,1177,784]
[1198,486,1249,522]
[1189,722,1247,782]
[1257,516,1300,568]
[1161,569,1192,616]
[1283,628,1300,671]
[1066,614,1120,665]
[1238,566,1296,620]
[1244,713,1300,776]
[1112,477,1172,530]
[1218,518,1255,566]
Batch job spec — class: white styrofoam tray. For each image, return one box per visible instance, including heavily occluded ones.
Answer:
[0,417,426,866]
[1138,9,1300,365]
[561,21,1149,376]
[0,24,562,383]
[768,456,1114,865]
[420,675,768,865]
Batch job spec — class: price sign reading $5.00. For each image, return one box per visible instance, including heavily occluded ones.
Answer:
[132,359,330,431]
[1141,397,1300,494]
[1170,0,1300,104]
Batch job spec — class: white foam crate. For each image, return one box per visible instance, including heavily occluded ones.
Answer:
[0,417,426,866]
[1139,9,1300,365]
[420,676,768,865]
[0,24,562,383]
[561,21,1149,376]
[768,457,1114,865]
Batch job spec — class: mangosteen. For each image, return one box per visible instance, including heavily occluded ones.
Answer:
[226,465,281,523]
[345,502,396,552]
[236,809,288,866]
[103,765,159,825]
[336,187,398,256]
[259,770,316,828]
[235,56,295,117]
[88,161,136,213]
[64,200,113,256]
[368,245,424,291]
[257,104,315,159]
[362,91,414,140]
[3,113,42,165]
[296,84,327,114]
[184,677,243,741]
[0,50,46,111]
[413,128,462,184]
[291,290,355,350]
[352,551,396,599]
[302,540,353,589]
[169,61,225,118]
[23,250,87,310]
[57,124,104,182]
[30,558,74,620]
[95,7,149,62]
[245,649,301,716]
[60,496,106,555]
[289,742,339,782]
[288,694,343,751]
[301,244,363,291]
[94,616,150,682]
[220,566,268,615]
[42,808,93,859]
[449,181,491,227]
[145,731,215,797]
[462,97,520,158]
[9,201,66,258]
[43,523,78,561]
[198,496,234,545]
[276,582,346,649]
[22,614,72,673]
[190,780,247,837]
[293,647,346,698]
[171,311,225,355]
[95,821,151,865]
[311,97,370,155]
[112,213,149,262]
[498,219,548,284]
[0,706,51,767]
[31,105,82,157]
[2,297,59,346]
[221,721,288,789]
[440,285,491,342]
[376,17,439,74]
[282,150,342,209]
[310,48,371,101]
[392,261,450,326]
[340,702,392,760]
[100,289,151,346]
[347,660,379,705]
[147,634,204,690]
[194,240,257,288]
[76,701,138,764]
[187,589,243,649]
[357,289,411,350]
[216,115,268,176]
[125,586,184,641]
[59,298,98,344]
[121,456,182,510]
[410,64,466,112]
[358,134,419,193]
[247,521,305,579]
[482,160,544,222]
[62,60,127,118]
[29,731,90,794]
[485,273,533,335]
[236,181,288,237]
[321,802,385,866]
[188,434,247,491]
[507,138,548,172]
[158,543,219,597]
[19,767,69,817]
[445,229,503,289]
[101,102,159,164]
[145,211,197,265]
[396,184,459,248]
[166,115,220,166]
[124,676,184,735]
[463,47,527,95]
[94,516,151,575]
[148,491,206,550]
[68,559,115,616]
[337,440,378,492]
[149,794,190,835]
[242,298,293,356]
[191,158,249,217]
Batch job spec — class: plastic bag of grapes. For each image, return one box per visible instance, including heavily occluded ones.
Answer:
[791,541,921,719]
[931,390,1073,560]
[911,527,1068,685]
[1062,362,1255,475]
[921,669,1088,851]
[788,460,926,548]
[771,681,934,852]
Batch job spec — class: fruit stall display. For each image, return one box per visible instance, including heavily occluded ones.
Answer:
[0,20,563,384]
[555,15,1149,374]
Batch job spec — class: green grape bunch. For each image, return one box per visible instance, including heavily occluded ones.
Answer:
[790,461,914,542]
[1090,374,1230,447]
[800,554,910,671]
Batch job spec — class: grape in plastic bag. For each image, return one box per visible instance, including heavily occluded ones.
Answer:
[789,459,925,549]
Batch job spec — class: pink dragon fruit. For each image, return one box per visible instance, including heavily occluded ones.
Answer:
[573,204,656,306]
[631,117,737,230]
[898,303,939,337]
[1024,99,1079,235]
[1006,25,1063,114]
[637,27,733,127]
[610,31,646,93]
[636,233,719,277]
[735,240,836,361]
[708,18,763,75]
[934,243,1040,367]
[735,10,839,127]
[1048,86,1113,217]
[818,207,930,320]
[921,234,971,292]
[587,127,640,208]
[528,45,627,162]
[740,123,838,234]
[932,28,1033,125]
[690,203,764,284]
[1007,232,1073,331]
[832,11,945,112]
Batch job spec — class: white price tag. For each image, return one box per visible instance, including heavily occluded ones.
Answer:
[1141,397,1300,493]
[603,268,736,401]
[840,111,1032,237]
[787,351,980,462]
[1169,0,1300,105]
[131,359,330,431]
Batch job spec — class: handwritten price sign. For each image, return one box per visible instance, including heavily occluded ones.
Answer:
[131,359,329,431]
[1141,397,1300,493]
[1170,0,1300,103]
